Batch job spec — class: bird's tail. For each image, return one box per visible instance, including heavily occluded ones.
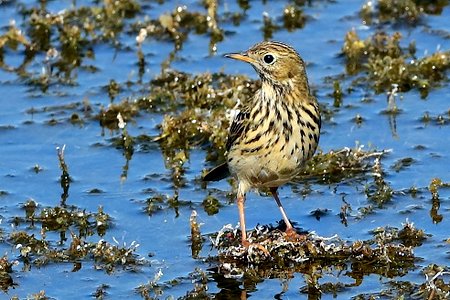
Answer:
[202,163,230,181]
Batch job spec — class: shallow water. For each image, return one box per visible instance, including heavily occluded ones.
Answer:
[0,0,449,299]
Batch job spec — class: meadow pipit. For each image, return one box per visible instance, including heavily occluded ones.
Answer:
[204,41,321,246]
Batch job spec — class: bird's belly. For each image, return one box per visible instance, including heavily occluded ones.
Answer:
[227,110,320,191]
[228,144,303,189]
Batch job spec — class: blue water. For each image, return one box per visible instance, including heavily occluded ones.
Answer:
[0,0,449,298]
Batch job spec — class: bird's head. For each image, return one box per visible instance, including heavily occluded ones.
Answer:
[224,41,306,87]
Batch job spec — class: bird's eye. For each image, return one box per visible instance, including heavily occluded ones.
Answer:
[263,54,275,64]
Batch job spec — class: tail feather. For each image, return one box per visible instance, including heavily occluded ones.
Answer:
[202,163,230,182]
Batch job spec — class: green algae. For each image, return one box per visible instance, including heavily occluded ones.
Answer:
[342,30,450,97]
[0,0,449,298]
[202,195,222,215]
[0,146,145,289]
[210,222,418,283]
[157,221,431,299]
[365,156,394,206]
[189,211,204,259]
[414,264,450,299]
[283,4,307,32]
[0,256,16,291]
[262,2,310,40]
[0,0,315,90]
[360,0,450,25]
[0,0,141,89]
[93,284,110,299]
[9,230,143,274]
[298,146,389,184]
[353,263,450,299]
[428,178,450,224]
[98,100,140,131]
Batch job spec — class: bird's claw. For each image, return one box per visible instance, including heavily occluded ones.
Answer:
[285,227,306,242]
[242,240,270,255]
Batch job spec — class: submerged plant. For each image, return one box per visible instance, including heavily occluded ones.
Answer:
[360,0,450,25]
[211,222,417,281]
[298,146,389,184]
[342,30,450,97]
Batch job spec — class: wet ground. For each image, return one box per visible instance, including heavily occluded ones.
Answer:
[0,0,449,299]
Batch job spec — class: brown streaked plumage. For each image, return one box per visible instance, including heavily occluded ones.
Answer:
[203,41,321,246]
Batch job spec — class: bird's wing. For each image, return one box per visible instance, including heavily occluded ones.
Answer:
[202,162,230,181]
[226,106,251,151]
[203,105,250,182]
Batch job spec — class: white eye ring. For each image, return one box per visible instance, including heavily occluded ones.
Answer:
[263,53,276,64]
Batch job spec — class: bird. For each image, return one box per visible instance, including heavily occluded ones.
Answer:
[203,41,321,247]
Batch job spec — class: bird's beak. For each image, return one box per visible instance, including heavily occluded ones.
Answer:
[224,52,255,64]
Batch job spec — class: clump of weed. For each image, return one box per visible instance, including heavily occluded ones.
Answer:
[342,30,450,97]
[211,222,417,280]
[298,146,389,184]
[360,0,449,25]
[0,256,16,291]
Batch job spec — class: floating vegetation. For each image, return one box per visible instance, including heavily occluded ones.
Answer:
[429,178,449,200]
[354,264,450,299]
[143,191,192,217]
[0,0,141,90]
[91,239,143,274]
[365,157,394,206]
[10,290,50,300]
[0,0,320,91]
[135,269,166,300]
[420,110,450,125]
[97,100,140,131]
[201,195,222,215]
[9,230,144,274]
[144,194,166,216]
[14,203,112,241]
[428,178,450,224]
[0,21,30,67]
[1,0,226,88]
[262,12,279,40]
[56,145,70,204]
[189,210,204,259]
[342,30,450,97]
[298,146,389,184]
[413,264,450,299]
[0,256,16,292]
[391,157,415,172]
[0,142,143,290]
[150,71,257,185]
[283,4,307,31]
[332,80,343,107]
[210,222,418,281]
[1,0,449,298]
[360,0,450,25]
[261,2,311,40]
[132,1,224,53]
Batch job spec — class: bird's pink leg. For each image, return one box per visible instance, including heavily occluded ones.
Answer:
[270,187,304,241]
[237,192,270,254]
[237,192,248,245]
[270,187,294,230]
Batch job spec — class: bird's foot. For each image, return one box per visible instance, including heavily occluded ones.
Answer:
[284,227,306,242]
[242,240,270,255]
